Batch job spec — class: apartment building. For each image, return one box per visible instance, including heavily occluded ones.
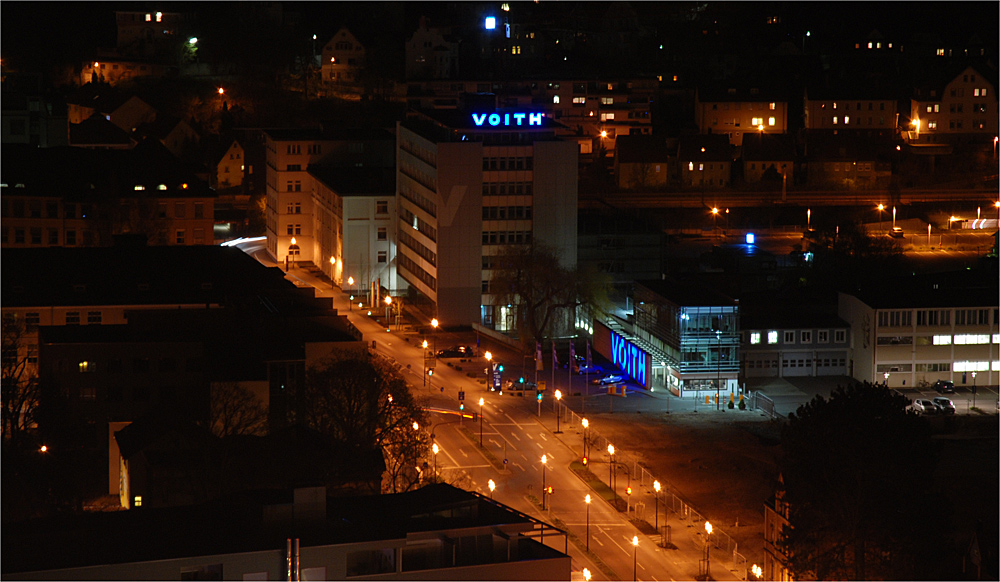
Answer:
[678,134,734,188]
[838,270,999,388]
[396,108,577,327]
[263,126,394,275]
[695,85,789,146]
[321,27,366,86]
[803,86,898,133]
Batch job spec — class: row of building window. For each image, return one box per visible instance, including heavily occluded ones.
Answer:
[4,227,92,246]
[400,208,436,241]
[482,206,532,220]
[482,230,532,245]
[880,308,995,328]
[749,330,847,345]
[747,358,846,369]
[482,182,534,196]
[827,116,886,126]
[711,102,779,111]
[482,156,534,171]
[820,102,887,111]
[398,230,435,266]
[72,356,194,374]
[877,361,999,373]
[879,334,999,346]
[398,253,436,291]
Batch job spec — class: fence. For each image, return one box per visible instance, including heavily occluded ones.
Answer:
[553,401,749,579]
[748,390,783,420]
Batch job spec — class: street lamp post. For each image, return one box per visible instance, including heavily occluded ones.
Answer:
[607,444,615,496]
[554,389,562,433]
[581,418,589,460]
[541,454,547,510]
[585,494,592,550]
[479,397,485,447]
[384,294,392,321]
[884,371,890,386]
[653,480,661,533]
[972,371,977,408]
[877,203,885,235]
[705,521,713,580]
[347,276,354,310]
[432,443,439,481]
[488,478,496,499]
[632,535,639,581]
[485,351,493,391]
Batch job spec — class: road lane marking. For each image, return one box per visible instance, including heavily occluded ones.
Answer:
[538,433,548,442]
[511,433,522,441]
[513,462,524,472]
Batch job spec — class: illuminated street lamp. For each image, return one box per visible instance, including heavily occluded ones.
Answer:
[39,445,48,453]
[583,568,592,582]
[653,480,661,532]
[432,443,439,480]
[479,397,485,447]
[485,351,493,391]
[892,206,897,230]
[751,563,763,579]
[431,318,439,353]
[877,203,885,234]
[384,294,392,320]
[554,389,563,433]
[585,494,592,550]
[607,444,615,493]
[412,421,419,431]
[632,535,639,581]
[488,478,496,498]
[581,418,589,459]
[541,454,548,509]
[705,521,713,579]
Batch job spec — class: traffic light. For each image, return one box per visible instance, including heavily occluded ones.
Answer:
[582,456,588,466]
[498,364,504,372]
[460,403,464,410]
[536,391,543,401]
[519,377,524,383]
[546,486,553,495]
[427,368,434,376]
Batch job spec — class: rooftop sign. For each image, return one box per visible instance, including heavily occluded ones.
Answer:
[472,112,544,127]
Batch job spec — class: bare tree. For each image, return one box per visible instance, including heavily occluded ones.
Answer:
[490,242,613,348]
[2,314,41,449]
[210,381,267,438]
[302,352,428,493]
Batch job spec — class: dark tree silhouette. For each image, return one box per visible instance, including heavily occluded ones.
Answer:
[780,381,940,580]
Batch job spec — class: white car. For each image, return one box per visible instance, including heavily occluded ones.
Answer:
[911,399,939,415]
[596,374,625,385]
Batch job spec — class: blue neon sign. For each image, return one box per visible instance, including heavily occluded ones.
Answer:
[471,112,544,127]
[610,330,647,388]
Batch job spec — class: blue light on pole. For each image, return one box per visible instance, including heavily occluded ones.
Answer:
[484,16,496,29]
[745,233,755,245]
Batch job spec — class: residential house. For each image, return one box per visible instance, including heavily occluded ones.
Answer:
[801,131,889,190]
[740,132,795,184]
[803,86,898,134]
[909,64,998,145]
[614,134,675,189]
[134,113,199,160]
[68,115,134,149]
[322,28,366,87]
[1,72,68,147]
[212,139,246,190]
[405,16,460,80]
[79,59,174,86]
[678,134,733,188]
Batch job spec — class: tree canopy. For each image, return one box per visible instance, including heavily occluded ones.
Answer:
[779,381,942,580]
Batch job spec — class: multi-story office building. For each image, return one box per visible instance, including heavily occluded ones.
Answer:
[396,108,577,327]
[742,307,850,378]
[838,270,999,388]
[593,279,740,399]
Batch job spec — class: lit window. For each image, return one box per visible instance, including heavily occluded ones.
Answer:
[767,331,778,344]
[750,332,761,344]
[698,163,704,171]
[156,12,162,22]
[936,48,944,56]
[932,335,951,345]
[688,162,694,171]
[158,184,167,190]
[79,361,91,372]
[145,13,151,21]
[876,42,881,49]
[833,117,838,124]
[868,42,873,49]
[928,121,937,129]
[572,97,585,104]
[601,97,613,105]
[553,95,560,104]
[844,116,850,125]
[601,113,615,121]
[751,117,761,126]
[134,496,142,507]
[134,185,145,191]
[769,102,775,110]
[768,117,775,126]
[926,105,933,113]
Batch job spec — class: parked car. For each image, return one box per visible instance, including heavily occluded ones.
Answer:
[595,373,625,385]
[503,378,537,393]
[912,399,939,415]
[562,354,585,369]
[932,397,956,414]
[576,364,604,375]
[436,345,475,358]
[933,380,956,394]
[889,226,904,238]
